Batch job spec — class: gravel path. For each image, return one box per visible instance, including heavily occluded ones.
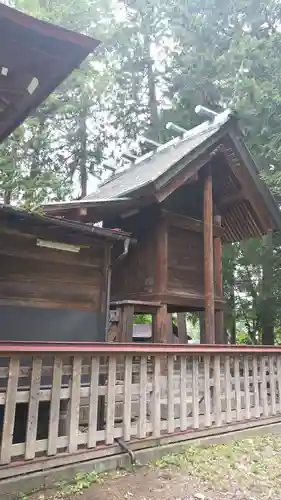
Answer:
[29,434,281,500]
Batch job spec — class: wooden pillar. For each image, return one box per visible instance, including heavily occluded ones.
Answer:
[151,313,156,342]
[154,217,169,343]
[167,314,174,342]
[261,230,274,345]
[214,214,224,344]
[203,167,215,344]
[199,311,206,343]
[120,305,134,342]
[103,244,112,341]
[154,304,169,343]
[177,313,187,343]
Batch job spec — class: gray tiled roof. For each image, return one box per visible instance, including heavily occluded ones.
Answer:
[84,110,232,201]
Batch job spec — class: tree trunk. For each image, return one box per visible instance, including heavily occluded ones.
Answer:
[4,139,17,205]
[146,46,159,135]
[78,110,88,198]
[30,115,44,180]
[3,191,11,204]
[229,262,236,344]
[230,312,236,344]
[261,231,274,345]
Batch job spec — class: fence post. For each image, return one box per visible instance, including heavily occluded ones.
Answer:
[192,357,199,429]
[68,356,82,453]
[180,356,187,430]
[214,355,222,426]
[138,356,147,439]
[123,355,133,442]
[243,356,251,420]
[88,356,100,448]
[48,356,63,456]
[152,355,161,438]
[167,355,174,433]
[0,356,20,465]
[204,355,211,427]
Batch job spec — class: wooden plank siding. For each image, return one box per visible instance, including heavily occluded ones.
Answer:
[110,209,225,312]
[0,231,106,312]
[167,226,204,297]
[111,232,156,299]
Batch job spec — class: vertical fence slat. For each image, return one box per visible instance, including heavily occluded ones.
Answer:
[123,355,133,442]
[243,356,251,420]
[152,356,161,437]
[4,347,280,467]
[260,356,269,417]
[204,355,211,427]
[269,355,276,416]
[68,356,82,453]
[167,355,174,433]
[192,357,199,429]
[277,355,281,413]
[25,357,42,460]
[88,356,100,448]
[180,356,187,431]
[47,356,63,456]
[234,356,242,421]
[252,356,260,418]
[214,355,222,426]
[106,355,116,445]
[0,357,20,465]
[224,356,232,423]
[138,356,147,439]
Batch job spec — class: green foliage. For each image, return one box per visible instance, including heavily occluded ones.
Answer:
[134,314,152,324]
[236,331,253,345]
[54,470,102,498]
[2,0,281,342]
[1,0,122,205]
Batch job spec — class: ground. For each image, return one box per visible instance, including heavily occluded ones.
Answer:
[26,434,281,500]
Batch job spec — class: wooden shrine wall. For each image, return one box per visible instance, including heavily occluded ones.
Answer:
[167,226,204,297]
[0,231,108,341]
[111,232,155,299]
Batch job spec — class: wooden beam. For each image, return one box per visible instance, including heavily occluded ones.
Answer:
[155,152,212,203]
[203,168,215,344]
[161,210,224,237]
[185,172,199,185]
[222,142,272,232]
[79,207,88,217]
[214,215,224,344]
[110,292,226,311]
[218,189,245,208]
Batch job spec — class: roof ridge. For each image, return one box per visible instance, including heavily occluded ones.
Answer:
[83,109,232,201]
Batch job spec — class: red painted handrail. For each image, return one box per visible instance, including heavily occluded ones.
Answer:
[0,341,280,354]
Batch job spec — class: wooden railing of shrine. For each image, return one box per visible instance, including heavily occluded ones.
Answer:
[0,343,281,480]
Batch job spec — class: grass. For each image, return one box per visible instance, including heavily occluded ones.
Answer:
[23,434,281,499]
[21,470,103,499]
[152,434,281,497]
[53,471,103,498]
[25,467,137,499]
